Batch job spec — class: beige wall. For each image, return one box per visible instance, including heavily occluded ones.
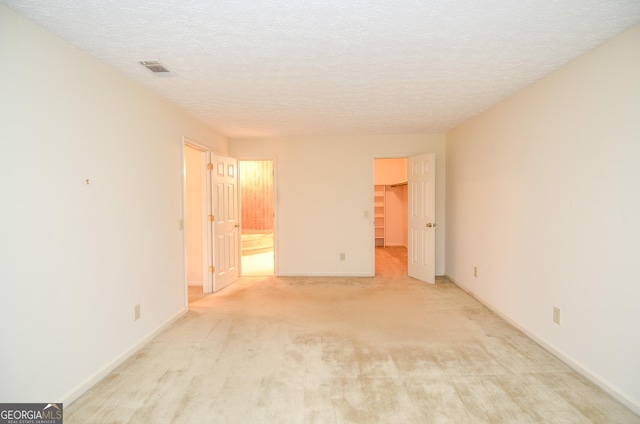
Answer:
[446,24,640,412]
[0,5,227,403]
[230,134,446,275]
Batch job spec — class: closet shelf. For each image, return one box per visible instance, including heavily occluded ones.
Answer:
[374,185,386,247]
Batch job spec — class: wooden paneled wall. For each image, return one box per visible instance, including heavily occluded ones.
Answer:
[240,160,274,233]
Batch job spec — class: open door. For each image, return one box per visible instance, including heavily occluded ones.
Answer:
[408,153,436,284]
[206,153,240,292]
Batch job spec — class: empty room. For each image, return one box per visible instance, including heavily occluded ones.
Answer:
[1,1,639,423]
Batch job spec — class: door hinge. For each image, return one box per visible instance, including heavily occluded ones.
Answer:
[207,163,213,170]
[209,215,215,222]
[209,266,215,273]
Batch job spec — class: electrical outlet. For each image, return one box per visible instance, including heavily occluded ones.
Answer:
[473,266,478,277]
[553,307,560,325]
[134,304,141,321]
[339,252,346,261]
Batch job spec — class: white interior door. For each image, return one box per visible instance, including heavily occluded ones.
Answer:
[408,153,436,284]
[208,153,240,292]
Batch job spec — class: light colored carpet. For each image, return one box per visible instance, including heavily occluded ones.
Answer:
[66,273,638,422]
[187,285,207,304]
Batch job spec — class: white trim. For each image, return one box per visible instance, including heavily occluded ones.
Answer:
[444,274,640,416]
[183,138,213,296]
[183,137,213,153]
[61,308,187,405]
[180,140,188,310]
[277,272,375,277]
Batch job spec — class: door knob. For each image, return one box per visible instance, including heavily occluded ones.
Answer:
[235,224,240,228]
[426,223,436,228]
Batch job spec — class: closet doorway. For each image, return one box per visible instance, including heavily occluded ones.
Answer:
[374,158,408,276]
[239,160,275,276]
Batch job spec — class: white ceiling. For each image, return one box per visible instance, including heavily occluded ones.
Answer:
[4,1,640,138]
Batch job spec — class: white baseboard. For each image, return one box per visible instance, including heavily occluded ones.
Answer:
[444,274,640,416]
[277,272,375,277]
[60,308,187,405]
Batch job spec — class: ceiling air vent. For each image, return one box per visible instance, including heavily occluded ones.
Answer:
[139,60,171,74]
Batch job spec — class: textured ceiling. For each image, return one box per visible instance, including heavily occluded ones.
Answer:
[3,1,640,137]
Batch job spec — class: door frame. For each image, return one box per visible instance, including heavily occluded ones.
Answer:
[372,153,436,282]
[181,138,219,306]
[236,156,278,277]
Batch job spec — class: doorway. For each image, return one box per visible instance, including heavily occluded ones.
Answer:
[374,158,408,276]
[184,146,243,302]
[239,160,275,276]
[184,144,207,303]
